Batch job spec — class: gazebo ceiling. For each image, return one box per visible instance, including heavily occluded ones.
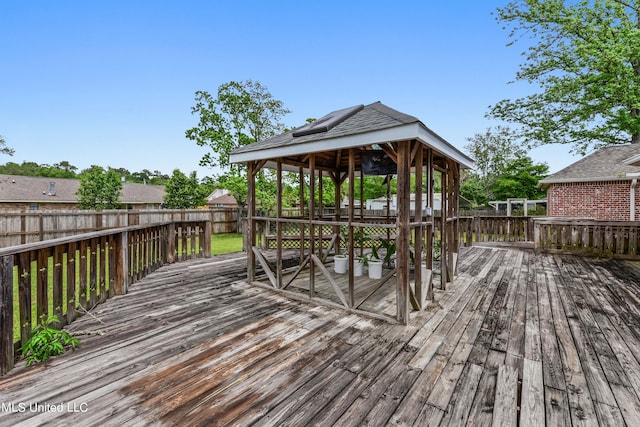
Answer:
[229,101,474,173]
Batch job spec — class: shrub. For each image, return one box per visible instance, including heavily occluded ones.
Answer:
[19,316,80,366]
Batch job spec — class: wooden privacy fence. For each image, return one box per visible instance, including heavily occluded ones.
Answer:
[0,208,239,247]
[0,219,211,375]
[534,218,640,258]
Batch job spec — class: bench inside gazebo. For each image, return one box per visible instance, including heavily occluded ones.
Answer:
[229,102,473,324]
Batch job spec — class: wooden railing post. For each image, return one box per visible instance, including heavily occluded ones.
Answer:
[534,219,541,251]
[0,255,14,375]
[115,231,130,295]
[167,223,176,263]
[204,221,212,257]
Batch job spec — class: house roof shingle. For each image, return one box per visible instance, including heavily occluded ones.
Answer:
[0,174,165,204]
[538,144,640,188]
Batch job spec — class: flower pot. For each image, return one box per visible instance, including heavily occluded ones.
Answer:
[354,259,365,277]
[368,259,383,279]
[334,255,348,274]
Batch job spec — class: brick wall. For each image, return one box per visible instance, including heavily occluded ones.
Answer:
[547,180,640,220]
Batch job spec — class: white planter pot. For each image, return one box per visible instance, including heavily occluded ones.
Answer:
[334,255,348,274]
[368,259,383,279]
[354,260,365,277]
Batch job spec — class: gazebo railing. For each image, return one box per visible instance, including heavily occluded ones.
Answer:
[247,216,437,323]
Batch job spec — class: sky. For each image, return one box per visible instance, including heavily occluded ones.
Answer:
[0,0,582,179]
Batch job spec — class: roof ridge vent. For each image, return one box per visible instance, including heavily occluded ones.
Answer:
[292,104,364,137]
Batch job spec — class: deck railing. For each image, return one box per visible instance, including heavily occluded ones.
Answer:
[457,216,534,246]
[534,218,640,258]
[0,220,211,375]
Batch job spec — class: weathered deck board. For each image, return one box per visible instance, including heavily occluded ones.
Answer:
[2,247,640,426]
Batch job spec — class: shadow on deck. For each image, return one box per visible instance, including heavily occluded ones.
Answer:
[2,246,640,426]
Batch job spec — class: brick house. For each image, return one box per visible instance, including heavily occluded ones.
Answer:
[538,144,640,220]
[0,174,166,211]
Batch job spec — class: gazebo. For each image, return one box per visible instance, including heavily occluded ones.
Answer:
[229,102,473,324]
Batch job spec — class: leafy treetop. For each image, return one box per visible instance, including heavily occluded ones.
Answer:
[185,80,290,170]
[490,0,640,154]
[76,166,123,210]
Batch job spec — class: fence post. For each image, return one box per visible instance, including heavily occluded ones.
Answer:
[114,231,130,295]
[533,220,540,251]
[0,255,14,375]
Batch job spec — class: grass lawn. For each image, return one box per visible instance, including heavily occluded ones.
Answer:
[211,233,244,255]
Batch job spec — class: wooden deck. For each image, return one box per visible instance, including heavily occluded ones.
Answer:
[2,246,640,426]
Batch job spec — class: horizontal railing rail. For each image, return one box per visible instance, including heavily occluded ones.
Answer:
[0,220,211,375]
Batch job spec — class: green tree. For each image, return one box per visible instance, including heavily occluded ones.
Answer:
[163,170,206,209]
[0,135,14,156]
[490,156,549,201]
[490,0,640,153]
[461,127,527,204]
[186,79,290,170]
[76,166,123,209]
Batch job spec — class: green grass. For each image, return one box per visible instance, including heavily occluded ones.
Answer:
[211,233,243,255]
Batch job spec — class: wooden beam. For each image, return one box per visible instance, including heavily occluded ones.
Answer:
[348,148,355,307]
[298,167,305,265]
[396,140,411,324]
[309,154,316,298]
[247,161,256,282]
[282,255,311,290]
[414,142,425,308]
[354,268,396,309]
[425,147,434,301]
[0,255,14,375]
[311,254,348,307]
[381,144,398,164]
[276,160,283,288]
[440,164,448,289]
[251,246,277,288]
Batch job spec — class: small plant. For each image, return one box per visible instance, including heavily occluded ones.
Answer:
[370,244,381,261]
[19,315,80,366]
[378,238,397,268]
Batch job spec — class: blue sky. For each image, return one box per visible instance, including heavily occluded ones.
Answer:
[1,1,581,178]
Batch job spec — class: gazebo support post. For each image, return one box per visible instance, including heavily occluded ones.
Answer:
[276,160,283,288]
[309,155,316,298]
[396,140,411,324]
[348,148,355,307]
[298,167,305,264]
[425,148,434,301]
[414,143,424,308]
[247,162,256,282]
[318,171,324,260]
[449,160,460,276]
[440,164,448,289]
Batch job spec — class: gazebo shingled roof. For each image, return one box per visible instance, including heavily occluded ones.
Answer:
[230,101,473,172]
[230,101,473,324]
